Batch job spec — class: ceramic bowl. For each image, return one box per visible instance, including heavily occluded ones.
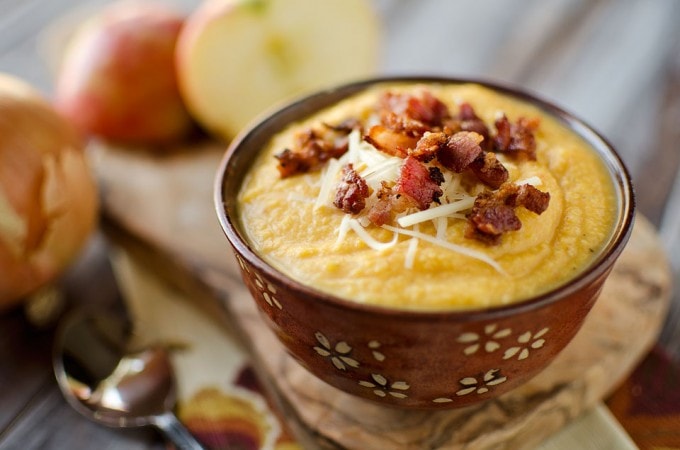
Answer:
[214,76,635,409]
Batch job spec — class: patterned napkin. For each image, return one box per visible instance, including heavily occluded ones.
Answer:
[606,346,680,449]
[111,248,300,450]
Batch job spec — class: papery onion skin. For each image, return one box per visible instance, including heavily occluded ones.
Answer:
[0,73,99,310]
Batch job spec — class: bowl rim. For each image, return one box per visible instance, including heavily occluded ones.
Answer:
[214,75,636,321]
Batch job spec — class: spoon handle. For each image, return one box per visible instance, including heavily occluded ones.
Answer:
[154,411,206,450]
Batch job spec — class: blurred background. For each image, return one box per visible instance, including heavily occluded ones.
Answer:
[1,1,679,448]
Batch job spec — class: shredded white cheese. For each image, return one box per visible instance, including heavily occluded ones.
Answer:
[348,218,398,251]
[335,214,351,246]
[314,157,342,210]
[323,125,513,274]
[382,225,506,275]
[360,158,402,189]
[516,176,542,186]
[434,216,448,240]
[347,129,383,166]
[397,197,475,228]
[404,224,420,269]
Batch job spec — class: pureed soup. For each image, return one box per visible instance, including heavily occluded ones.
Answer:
[237,83,617,310]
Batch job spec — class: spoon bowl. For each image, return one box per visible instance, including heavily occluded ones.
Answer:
[53,310,205,449]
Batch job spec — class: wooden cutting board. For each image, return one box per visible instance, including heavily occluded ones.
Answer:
[90,139,673,449]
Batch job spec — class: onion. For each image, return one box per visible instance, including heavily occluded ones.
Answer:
[0,73,99,310]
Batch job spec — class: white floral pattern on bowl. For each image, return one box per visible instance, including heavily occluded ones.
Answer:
[254,274,282,309]
[313,332,359,370]
[309,324,549,403]
[239,254,283,311]
[359,374,410,398]
[368,340,385,361]
[457,323,512,355]
[432,369,508,403]
[455,369,508,396]
[503,327,549,360]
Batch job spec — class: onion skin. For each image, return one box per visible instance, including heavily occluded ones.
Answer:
[0,73,99,310]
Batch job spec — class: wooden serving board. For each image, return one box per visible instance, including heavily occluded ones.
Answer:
[90,140,673,449]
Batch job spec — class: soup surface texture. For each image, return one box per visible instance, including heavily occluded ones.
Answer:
[237,83,617,310]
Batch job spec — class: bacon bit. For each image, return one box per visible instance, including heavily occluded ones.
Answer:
[466,182,550,244]
[275,128,349,178]
[410,131,484,172]
[366,156,444,226]
[493,114,512,151]
[380,90,450,127]
[368,91,454,158]
[437,131,484,173]
[367,183,395,226]
[459,102,479,121]
[368,182,418,226]
[395,156,444,210]
[429,166,445,185]
[493,115,540,160]
[458,102,490,143]
[467,203,521,244]
[334,164,370,214]
[410,131,445,162]
[381,111,429,137]
[506,183,550,214]
[275,149,309,178]
[323,117,361,133]
[406,90,450,126]
[365,125,418,158]
[469,152,509,189]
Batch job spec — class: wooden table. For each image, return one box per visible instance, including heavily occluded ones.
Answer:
[1,1,679,449]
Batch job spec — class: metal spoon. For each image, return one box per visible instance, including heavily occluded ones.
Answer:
[53,310,205,450]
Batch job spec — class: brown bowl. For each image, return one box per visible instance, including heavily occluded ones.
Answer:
[214,76,635,409]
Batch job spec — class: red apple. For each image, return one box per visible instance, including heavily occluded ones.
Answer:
[55,1,194,144]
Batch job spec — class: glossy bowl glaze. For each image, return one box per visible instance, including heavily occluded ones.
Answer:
[214,76,635,409]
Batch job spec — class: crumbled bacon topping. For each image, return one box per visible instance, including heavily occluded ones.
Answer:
[323,118,361,133]
[382,111,431,136]
[395,156,443,210]
[466,183,550,244]
[434,131,485,173]
[379,90,450,127]
[364,124,416,158]
[493,115,540,159]
[367,182,418,227]
[273,87,549,244]
[445,102,491,144]
[334,164,370,214]
[469,152,509,189]
[363,90,451,158]
[355,156,445,226]
[409,131,446,162]
[507,183,551,214]
[410,130,507,189]
[467,203,521,244]
[275,125,353,178]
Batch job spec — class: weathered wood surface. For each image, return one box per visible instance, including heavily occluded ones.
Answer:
[1,0,679,449]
